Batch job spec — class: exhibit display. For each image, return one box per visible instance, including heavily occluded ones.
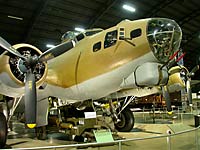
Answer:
[0,0,200,149]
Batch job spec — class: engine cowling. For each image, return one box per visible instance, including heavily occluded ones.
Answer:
[120,62,169,89]
[0,44,47,96]
[167,66,188,93]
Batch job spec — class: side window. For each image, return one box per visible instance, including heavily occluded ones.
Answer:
[130,28,142,39]
[93,41,101,52]
[76,33,84,41]
[104,30,117,48]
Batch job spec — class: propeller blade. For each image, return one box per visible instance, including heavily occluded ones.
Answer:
[0,36,26,59]
[25,69,37,128]
[39,40,75,62]
[186,79,193,106]
[185,65,199,106]
[189,65,199,77]
[162,86,172,114]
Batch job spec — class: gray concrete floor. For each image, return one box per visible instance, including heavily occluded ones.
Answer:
[4,112,200,150]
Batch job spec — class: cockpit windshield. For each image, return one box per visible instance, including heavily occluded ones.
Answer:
[147,18,182,63]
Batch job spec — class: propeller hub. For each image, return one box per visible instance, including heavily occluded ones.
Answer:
[9,47,46,83]
[25,56,38,69]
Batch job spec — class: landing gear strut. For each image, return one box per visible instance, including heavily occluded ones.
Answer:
[0,112,7,148]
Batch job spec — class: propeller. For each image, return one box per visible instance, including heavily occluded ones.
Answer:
[161,50,199,112]
[162,86,172,115]
[0,37,26,59]
[186,79,192,106]
[188,65,199,77]
[0,36,75,128]
[25,69,36,128]
[38,40,75,62]
[185,65,199,106]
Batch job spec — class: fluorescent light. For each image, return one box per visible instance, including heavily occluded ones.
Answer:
[46,44,55,48]
[8,15,23,20]
[74,32,80,35]
[75,27,85,32]
[122,4,136,12]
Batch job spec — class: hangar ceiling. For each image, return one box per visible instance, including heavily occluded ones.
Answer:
[0,0,200,78]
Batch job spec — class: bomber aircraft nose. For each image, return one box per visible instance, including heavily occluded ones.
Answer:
[147,18,182,63]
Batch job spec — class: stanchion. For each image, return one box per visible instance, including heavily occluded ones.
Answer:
[118,141,122,150]
[195,128,199,150]
[166,130,172,150]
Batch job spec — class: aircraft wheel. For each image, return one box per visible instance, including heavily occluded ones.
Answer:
[0,112,7,148]
[35,126,47,140]
[74,135,84,142]
[115,108,134,132]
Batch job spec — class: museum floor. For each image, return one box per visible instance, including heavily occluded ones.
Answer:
[4,112,200,150]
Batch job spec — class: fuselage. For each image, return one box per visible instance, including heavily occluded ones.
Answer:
[0,18,182,101]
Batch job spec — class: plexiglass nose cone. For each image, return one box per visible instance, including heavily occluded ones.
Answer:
[147,18,182,63]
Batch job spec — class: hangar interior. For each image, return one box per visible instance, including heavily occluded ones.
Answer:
[1,0,200,72]
[0,0,200,149]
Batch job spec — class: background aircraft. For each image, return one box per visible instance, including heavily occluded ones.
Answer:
[0,18,183,148]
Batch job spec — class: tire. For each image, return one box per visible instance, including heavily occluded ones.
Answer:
[74,135,84,142]
[115,108,134,132]
[0,113,7,148]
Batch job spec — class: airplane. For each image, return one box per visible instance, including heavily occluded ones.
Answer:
[0,18,184,147]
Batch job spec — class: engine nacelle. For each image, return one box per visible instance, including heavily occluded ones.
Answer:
[167,66,188,93]
[0,44,48,97]
[120,62,169,89]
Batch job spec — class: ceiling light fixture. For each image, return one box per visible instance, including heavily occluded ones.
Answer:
[75,27,85,32]
[46,44,55,48]
[122,4,136,12]
[8,15,23,20]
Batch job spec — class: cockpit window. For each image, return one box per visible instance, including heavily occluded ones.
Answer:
[93,41,101,52]
[61,31,78,42]
[147,18,182,63]
[76,33,84,41]
[130,28,142,39]
[104,30,117,48]
[85,29,103,36]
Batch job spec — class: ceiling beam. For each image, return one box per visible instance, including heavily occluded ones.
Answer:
[178,9,200,49]
[178,9,200,26]
[22,0,49,42]
[182,30,200,48]
[146,0,176,17]
[88,0,118,28]
[184,45,200,54]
